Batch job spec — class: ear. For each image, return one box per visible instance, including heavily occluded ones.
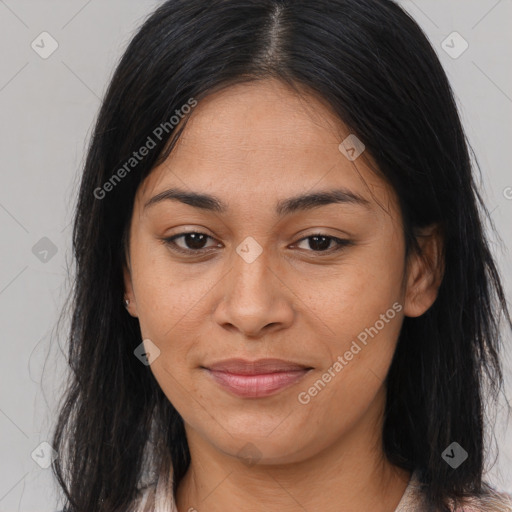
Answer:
[123,263,139,318]
[403,223,445,318]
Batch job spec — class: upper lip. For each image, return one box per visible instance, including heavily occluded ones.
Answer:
[204,358,313,375]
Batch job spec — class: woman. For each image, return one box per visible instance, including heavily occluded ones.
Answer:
[51,1,512,511]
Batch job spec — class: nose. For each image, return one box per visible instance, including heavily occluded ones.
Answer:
[212,247,295,338]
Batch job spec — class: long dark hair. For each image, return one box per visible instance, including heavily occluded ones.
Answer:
[51,1,512,511]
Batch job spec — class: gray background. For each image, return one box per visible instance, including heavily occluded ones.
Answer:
[0,1,511,510]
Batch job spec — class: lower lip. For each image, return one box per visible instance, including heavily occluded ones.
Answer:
[205,369,312,398]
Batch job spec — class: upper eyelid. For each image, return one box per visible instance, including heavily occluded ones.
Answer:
[165,231,351,251]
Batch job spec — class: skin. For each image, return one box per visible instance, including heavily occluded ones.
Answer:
[123,78,444,512]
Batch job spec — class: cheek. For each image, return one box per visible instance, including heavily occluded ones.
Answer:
[293,272,404,447]
[130,238,210,338]
[297,239,405,352]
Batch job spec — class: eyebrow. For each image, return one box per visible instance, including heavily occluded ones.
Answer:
[143,187,372,216]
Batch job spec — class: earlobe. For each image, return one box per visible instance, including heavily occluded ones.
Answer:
[403,224,445,318]
[123,264,138,318]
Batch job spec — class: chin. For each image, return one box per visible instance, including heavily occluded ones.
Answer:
[204,428,315,467]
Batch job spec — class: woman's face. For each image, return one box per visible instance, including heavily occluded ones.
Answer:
[124,78,439,465]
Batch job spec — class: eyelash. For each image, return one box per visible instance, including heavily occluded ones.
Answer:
[162,232,353,256]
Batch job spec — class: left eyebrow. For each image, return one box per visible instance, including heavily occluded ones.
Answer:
[143,187,372,215]
[275,188,372,216]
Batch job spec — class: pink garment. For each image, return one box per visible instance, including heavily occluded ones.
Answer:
[394,470,512,512]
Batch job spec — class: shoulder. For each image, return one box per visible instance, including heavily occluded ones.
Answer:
[450,489,512,512]
[404,470,512,512]
[130,483,157,512]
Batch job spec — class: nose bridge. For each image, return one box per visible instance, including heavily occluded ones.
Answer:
[214,236,294,336]
[230,237,275,306]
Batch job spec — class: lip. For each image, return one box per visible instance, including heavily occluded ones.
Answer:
[202,358,313,398]
[205,358,312,374]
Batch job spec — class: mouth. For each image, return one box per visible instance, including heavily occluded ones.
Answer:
[201,358,314,398]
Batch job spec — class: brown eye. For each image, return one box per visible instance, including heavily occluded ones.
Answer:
[163,232,221,254]
[294,234,353,253]
[162,232,352,257]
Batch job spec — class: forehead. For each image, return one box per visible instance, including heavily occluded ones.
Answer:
[177,79,343,147]
[135,79,396,218]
